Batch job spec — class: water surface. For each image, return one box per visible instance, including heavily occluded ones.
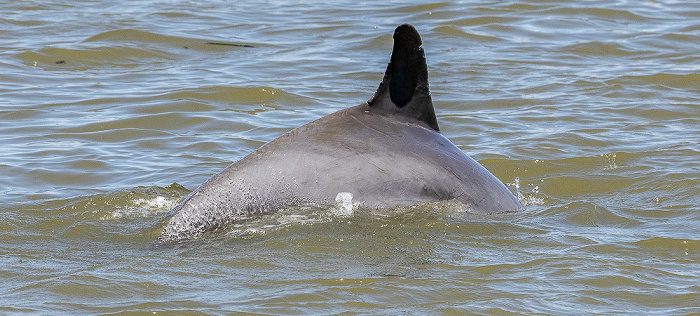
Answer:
[2,0,699,314]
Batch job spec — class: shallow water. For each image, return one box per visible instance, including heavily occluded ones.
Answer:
[2,0,699,314]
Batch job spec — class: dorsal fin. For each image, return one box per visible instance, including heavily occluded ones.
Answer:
[367,24,439,131]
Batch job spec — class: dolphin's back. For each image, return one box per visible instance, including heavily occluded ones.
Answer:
[159,105,520,241]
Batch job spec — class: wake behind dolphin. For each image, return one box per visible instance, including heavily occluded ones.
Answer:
[158,24,522,242]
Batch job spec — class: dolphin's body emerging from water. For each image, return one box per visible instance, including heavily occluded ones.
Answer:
[158,24,521,241]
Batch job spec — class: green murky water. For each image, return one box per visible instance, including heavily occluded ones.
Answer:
[2,1,698,314]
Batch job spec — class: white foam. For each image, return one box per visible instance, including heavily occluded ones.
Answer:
[101,196,179,220]
[331,192,355,217]
[133,196,178,210]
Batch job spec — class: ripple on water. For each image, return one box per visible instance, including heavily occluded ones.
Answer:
[2,0,700,314]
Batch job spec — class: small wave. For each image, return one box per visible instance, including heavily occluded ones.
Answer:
[560,41,644,57]
[541,201,639,227]
[216,198,503,240]
[17,28,255,70]
[4,184,189,241]
[632,237,697,256]
[84,29,255,50]
[167,86,300,104]
[50,184,189,223]
[224,204,329,239]
[606,73,700,90]
[102,195,180,221]
[18,46,176,70]
[432,25,502,42]
[222,193,370,239]
[83,29,187,44]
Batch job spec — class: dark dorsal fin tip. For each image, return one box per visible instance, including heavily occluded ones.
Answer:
[368,24,439,131]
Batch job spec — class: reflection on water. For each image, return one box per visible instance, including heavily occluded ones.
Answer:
[1,0,699,314]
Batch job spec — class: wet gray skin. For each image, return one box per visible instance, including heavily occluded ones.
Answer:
[158,24,522,242]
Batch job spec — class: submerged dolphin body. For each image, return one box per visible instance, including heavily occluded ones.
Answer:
[158,24,521,242]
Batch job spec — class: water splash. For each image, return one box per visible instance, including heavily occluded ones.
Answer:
[331,192,356,217]
[511,177,546,207]
[101,195,180,221]
[224,193,358,238]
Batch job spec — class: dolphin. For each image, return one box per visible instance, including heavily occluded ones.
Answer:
[158,24,522,242]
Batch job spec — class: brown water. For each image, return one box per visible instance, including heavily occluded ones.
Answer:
[2,1,699,314]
